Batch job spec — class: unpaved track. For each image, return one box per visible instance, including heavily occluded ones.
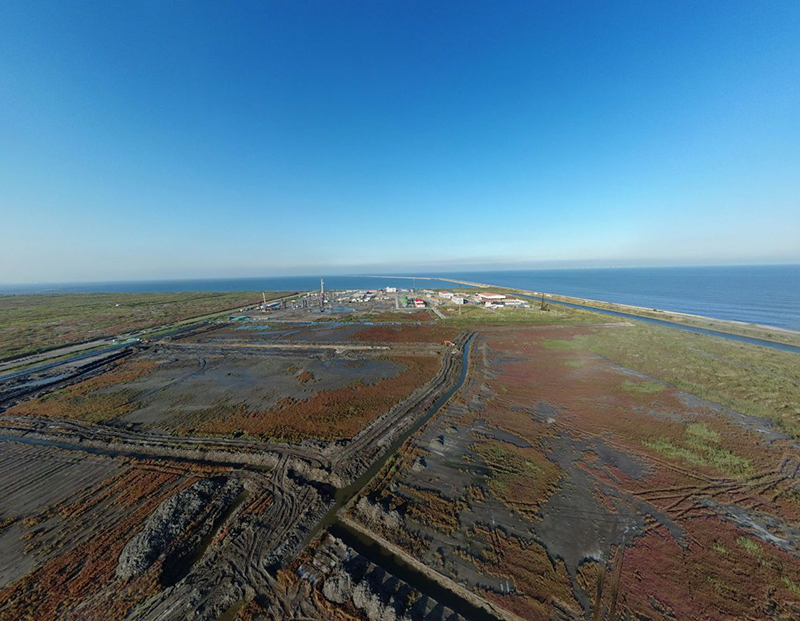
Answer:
[126,336,471,619]
[329,331,470,480]
[0,333,465,478]
[166,341,392,353]
[0,415,328,469]
[0,325,473,620]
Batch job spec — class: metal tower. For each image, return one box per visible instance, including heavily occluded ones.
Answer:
[320,277,325,311]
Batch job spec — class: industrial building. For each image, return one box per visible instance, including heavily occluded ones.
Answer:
[476,293,506,302]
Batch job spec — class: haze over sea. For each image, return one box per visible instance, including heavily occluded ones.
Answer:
[1,265,798,332]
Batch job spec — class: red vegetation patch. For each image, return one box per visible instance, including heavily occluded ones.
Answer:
[472,439,561,518]
[367,310,434,323]
[481,328,778,484]
[351,325,460,343]
[297,370,315,384]
[5,359,157,423]
[476,327,800,617]
[349,326,799,619]
[402,485,462,534]
[473,527,580,620]
[619,517,800,619]
[198,355,441,442]
[0,467,191,620]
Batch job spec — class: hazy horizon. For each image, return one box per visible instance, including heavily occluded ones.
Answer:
[3,260,799,289]
[2,2,799,284]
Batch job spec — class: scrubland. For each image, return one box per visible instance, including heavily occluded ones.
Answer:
[0,292,277,360]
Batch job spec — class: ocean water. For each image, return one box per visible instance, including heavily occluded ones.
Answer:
[436,265,800,331]
[1,265,798,331]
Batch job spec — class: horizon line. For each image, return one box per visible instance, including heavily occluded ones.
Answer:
[2,261,799,290]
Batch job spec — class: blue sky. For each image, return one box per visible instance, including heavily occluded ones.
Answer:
[1,1,799,283]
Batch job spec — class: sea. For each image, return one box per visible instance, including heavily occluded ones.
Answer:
[1,265,798,331]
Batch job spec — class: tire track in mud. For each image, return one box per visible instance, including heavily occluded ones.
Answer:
[328,331,471,481]
[549,410,800,542]
[127,355,211,407]
[1,329,477,620]
[0,416,329,470]
[630,456,800,531]
[128,335,476,620]
[129,455,329,620]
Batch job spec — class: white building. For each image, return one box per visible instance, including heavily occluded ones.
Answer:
[477,293,506,302]
[452,296,466,305]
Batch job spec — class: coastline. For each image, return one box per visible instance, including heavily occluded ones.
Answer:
[542,292,800,348]
[401,275,800,348]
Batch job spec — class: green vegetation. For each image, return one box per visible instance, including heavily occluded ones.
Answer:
[712,543,729,555]
[781,576,800,595]
[705,575,736,596]
[621,380,665,394]
[544,294,800,349]
[643,431,751,478]
[737,536,763,557]
[555,324,800,438]
[643,437,704,465]
[441,303,613,327]
[544,339,579,350]
[687,422,721,442]
[642,417,751,477]
[0,292,284,360]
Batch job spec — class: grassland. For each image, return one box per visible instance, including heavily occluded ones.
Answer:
[438,302,614,326]
[5,288,799,619]
[350,324,460,343]
[0,292,286,360]
[545,322,800,438]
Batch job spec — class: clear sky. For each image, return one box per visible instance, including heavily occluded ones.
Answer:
[1,1,799,283]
